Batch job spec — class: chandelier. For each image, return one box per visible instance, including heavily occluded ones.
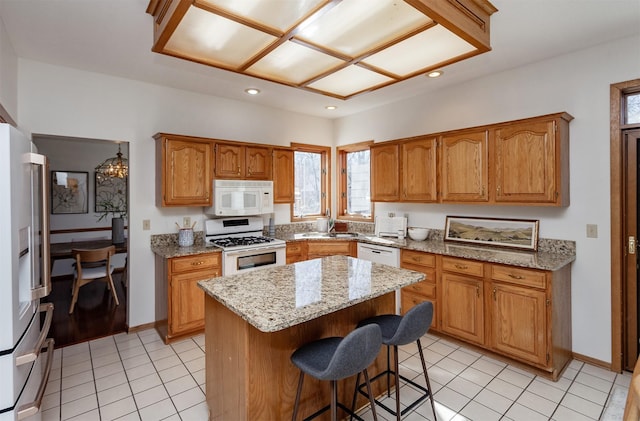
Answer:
[96,144,128,179]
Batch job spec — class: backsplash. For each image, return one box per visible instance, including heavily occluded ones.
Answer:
[151,231,205,248]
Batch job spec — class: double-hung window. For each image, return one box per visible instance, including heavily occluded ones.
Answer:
[337,141,373,221]
[292,143,330,220]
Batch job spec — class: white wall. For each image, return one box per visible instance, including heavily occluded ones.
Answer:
[0,14,17,122]
[17,60,333,328]
[334,35,640,363]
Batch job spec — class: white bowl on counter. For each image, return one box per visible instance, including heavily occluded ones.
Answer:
[407,227,429,241]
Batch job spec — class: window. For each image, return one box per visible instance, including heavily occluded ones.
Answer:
[626,91,640,125]
[292,143,330,220]
[337,141,373,221]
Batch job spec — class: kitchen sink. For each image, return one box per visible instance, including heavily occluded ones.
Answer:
[329,232,360,238]
[296,232,361,239]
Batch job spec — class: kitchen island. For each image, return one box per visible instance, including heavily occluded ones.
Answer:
[197,255,425,420]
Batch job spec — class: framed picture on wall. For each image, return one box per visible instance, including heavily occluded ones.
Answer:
[95,173,127,215]
[51,171,89,214]
[444,216,540,251]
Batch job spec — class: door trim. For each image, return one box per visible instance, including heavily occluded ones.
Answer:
[611,78,640,373]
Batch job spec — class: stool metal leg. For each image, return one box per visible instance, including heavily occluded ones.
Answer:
[292,371,305,421]
[362,369,379,421]
[331,380,338,421]
[393,345,401,421]
[417,339,437,421]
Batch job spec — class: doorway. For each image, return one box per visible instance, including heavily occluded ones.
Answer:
[611,79,640,373]
[33,134,130,348]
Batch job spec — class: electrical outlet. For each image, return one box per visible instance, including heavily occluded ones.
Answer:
[586,224,598,238]
[183,216,191,228]
[142,219,150,230]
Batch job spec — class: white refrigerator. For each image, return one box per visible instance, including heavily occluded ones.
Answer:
[0,123,53,421]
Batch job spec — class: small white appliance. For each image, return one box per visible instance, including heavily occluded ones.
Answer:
[205,216,286,276]
[0,124,54,421]
[374,216,407,239]
[205,180,274,217]
[357,242,401,314]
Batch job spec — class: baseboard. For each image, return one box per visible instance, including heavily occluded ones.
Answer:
[572,351,615,372]
[127,321,156,334]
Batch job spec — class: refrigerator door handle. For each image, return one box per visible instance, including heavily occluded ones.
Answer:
[26,152,51,300]
[16,338,55,420]
[15,303,54,366]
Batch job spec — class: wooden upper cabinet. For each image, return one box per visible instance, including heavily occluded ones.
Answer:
[155,134,213,207]
[401,137,437,202]
[246,146,272,179]
[493,113,572,205]
[214,142,272,180]
[440,130,489,202]
[272,148,294,203]
[370,142,400,201]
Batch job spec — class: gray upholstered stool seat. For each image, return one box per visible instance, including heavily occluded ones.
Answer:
[290,324,382,421]
[354,301,437,421]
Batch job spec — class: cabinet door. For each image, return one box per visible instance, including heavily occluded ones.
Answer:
[215,142,244,178]
[441,130,488,202]
[441,273,484,345]
[162,138,213,206]
[306,241,355,259]
[491,282,547,366]
[494,119,557,203]
[246,146,272,179]
[286,242,307,264]
[401,137,437,202]
[370,143,400,201]
[273,148,294,203]
[169,271,213,335]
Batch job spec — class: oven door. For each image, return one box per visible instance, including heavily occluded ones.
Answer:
[223,245,286,276]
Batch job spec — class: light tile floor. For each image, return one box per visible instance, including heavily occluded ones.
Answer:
[40,328,629,421]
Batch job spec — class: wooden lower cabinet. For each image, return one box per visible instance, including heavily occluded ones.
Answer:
[400,250,438,331]
[437,256,572,379]
[286,242,307,264]
[306,240,356,259]
[490,281,547,366]
[441,271,485,345]
[155,252,221,343]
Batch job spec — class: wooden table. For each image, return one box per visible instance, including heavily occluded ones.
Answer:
[50,239,127,261]
[198,256,424,420]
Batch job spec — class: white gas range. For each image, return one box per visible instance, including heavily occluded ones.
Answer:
[204,216,286,276]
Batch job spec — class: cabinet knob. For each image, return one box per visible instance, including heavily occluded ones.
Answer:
[454,263,468,270]
[191,261,204,266]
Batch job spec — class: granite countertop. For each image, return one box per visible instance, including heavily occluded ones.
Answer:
[197,255,424,333]
[277,233,575,271]
[151,243,221,259]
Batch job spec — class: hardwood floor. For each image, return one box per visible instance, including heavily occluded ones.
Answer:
[42,271,127,348]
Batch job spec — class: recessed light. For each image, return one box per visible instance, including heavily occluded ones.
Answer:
[245,88,260,95]
[325,105,337,110]
[427,70,443,78]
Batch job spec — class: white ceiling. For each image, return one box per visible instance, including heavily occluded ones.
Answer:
[0,0,639,119]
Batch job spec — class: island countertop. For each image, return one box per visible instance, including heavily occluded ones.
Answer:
[197,255,424,333]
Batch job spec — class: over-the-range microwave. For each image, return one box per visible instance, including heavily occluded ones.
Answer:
[204,179,274,216]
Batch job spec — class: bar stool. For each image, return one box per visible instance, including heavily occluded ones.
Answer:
[354,301,437,421]
[290,324,382,421]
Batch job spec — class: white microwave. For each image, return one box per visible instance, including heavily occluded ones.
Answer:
[205,180,274,216]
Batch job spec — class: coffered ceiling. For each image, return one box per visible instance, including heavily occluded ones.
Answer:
[0,0,638,118]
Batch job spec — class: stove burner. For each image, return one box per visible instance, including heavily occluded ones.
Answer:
[208,236,275,248]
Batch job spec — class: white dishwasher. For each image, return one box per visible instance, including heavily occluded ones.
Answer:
[357,242,401,313]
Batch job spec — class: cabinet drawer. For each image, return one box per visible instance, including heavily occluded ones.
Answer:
[403,279,436,298]
[401,291,437,330]
[401,250,436,268]
[171,253,220,274]
[307,241,352,257]
[442,257,484,277]
[491,265,546,289]
[287,243,304,255]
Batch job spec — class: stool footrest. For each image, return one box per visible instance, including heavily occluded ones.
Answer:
[357,369,431,416]
[303,402,369,421]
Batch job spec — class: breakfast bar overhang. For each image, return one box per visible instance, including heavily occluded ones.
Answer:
[198,255,425,420]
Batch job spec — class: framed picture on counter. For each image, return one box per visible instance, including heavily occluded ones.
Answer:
[51,171,89,214]
[444,216,539,251]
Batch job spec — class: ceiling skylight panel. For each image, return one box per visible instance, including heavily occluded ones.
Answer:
[362,25,476,77]
[165,6,277,68]
[198,0,325,32]
[308,66,394,98]
[295,0,431,57]
[246,41,344,85]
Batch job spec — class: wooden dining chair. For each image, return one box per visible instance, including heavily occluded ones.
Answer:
[69,245,119,314]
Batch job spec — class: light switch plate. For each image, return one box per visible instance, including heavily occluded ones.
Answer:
[143,219,151,230]
[183,216,191,228]
[586,224,598,238]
